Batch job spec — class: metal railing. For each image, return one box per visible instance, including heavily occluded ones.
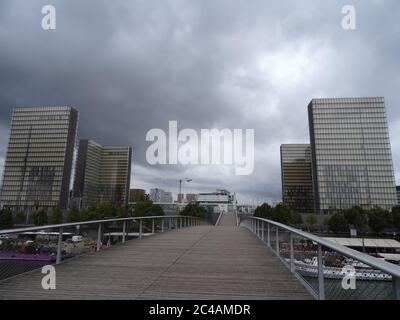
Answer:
[240,216,400,300]
[0,215,202,281]
[215,212,223,226]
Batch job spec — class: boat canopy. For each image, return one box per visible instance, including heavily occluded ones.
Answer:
[323,237,400,249]
[376,253,400,262]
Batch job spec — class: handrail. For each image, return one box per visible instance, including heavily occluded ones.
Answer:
[215,212,223,226]
[241,216,400,279]
[0,215,197,235]
[235,210,239,226]
[0,214,201,267]
[240,215,400,300]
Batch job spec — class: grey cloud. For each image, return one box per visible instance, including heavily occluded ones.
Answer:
[1,0,400,204]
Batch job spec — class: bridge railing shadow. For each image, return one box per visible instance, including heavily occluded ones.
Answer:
[239,215,400,301]
[0,215,202,282]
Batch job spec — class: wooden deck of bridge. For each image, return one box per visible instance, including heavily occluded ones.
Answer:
[0,214,311,300]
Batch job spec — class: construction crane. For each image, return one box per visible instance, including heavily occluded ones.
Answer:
[178,178,192,203]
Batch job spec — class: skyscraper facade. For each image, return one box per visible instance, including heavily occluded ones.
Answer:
[73,140,132,208]
[0,106,78,213]
[308,97,397,214]
[280,144,314,213]
[128,188,148,204]
[149,188,173,203]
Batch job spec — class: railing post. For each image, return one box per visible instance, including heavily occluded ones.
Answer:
[318,244,325,300]
[256,220,259,237]
[56,227,63,264]
[290,232,294,273]
[139,219,143,239]
[96,223,102,252]
[152,219,155,234]
[261,221,264,242]
[161,219,164,233]
[169,218,172,230]
[267,223,270,247]
[180,218,183,228]
[276,227,279,256]
[122,221,126,244]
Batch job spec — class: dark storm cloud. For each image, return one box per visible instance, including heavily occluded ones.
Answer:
[1,0,400,203]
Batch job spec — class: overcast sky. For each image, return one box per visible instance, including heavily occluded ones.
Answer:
[0,0,399,204]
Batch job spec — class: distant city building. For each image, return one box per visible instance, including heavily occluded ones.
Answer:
[197,189,234,203]
[73,140,132,208]
[164,191,173,203]
[237,204,256,214]
[197,189,236,213]
[186,193,197,203]
[397,186,400,205]
[177,193,184,203]
[280,144,314,213]
[149,188,173,203]
[0,106,78,214]
[129,188,148,204]
[308,97,397,214]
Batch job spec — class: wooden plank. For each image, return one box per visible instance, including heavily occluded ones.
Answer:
[0,217,312,300]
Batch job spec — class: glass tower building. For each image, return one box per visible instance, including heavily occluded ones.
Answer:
[280,144,314,213]
[73,140,132,208]
[308,97,397,214]
[0,106,78,214]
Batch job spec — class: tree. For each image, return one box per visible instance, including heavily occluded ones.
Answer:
[254,203,273,219]
[273,203,292,224]
[31,210,48,226]
[343,206,367,231]
[367,207,391,234]
[66,206,81,222]
[290,212,303,226]
[392,206,400,232]
[151,204,164,217]
[15,211,26,224]
[79,201,116,221]
[327,213,348,234]
[116,206,129,218]
[255,203,301,226]
[0,208,13,229]
[180,202,207,218]
[48,208,63,224]
[95,201,115,219]
[306,214,317,228]
[133,200,164,217]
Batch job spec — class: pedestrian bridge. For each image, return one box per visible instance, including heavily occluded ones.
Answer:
[0,213,399,300]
